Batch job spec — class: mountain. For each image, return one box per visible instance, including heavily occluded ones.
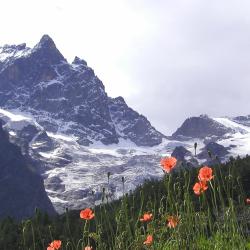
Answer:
[171,114,233,140]
[171,114,250,163]
[0,120,55,219]
[0,35,164,147]
[0,35,249,214]
[0,35,166,213]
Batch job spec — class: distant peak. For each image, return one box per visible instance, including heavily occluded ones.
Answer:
[37,34,56,49]
[33,34,66,63]
[172,114,232,139]
[72,56,87,66]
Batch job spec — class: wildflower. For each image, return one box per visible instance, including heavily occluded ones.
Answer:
[84,246,93,250]
[193,181,208,195]
[143,235,153,245]
[246,198,250,204]
[140,213,153,222]
[198,166,214,182]
[80,208,95,220]
[47,240,61,250]
[167,215,179,228]
[160,156,177,173]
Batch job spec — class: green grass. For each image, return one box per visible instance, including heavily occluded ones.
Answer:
[1,155,250,249]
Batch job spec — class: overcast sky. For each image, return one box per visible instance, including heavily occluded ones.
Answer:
[1,0,250,134]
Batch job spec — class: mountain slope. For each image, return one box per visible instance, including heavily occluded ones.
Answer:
[0,121,56,219]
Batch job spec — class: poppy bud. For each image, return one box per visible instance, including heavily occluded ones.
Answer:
[208,150,212,158]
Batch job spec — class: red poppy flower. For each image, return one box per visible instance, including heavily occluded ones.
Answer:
[193,181,208,195]
[160,157,177,173]
[143,235,153,245]
[246,198,250,204]
[84,246,93,250]
[167,215,179,228]
[140,213,153,222]
[198,166,214,182]
[80,208,95,220]
[47,240,61,250]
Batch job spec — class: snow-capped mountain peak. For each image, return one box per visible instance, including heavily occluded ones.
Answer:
[0,35,164,147]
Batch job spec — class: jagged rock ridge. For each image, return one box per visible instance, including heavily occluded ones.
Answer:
[0,35,164,146]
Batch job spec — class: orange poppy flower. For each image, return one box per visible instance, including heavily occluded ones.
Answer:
[246,198,250,204]
[84,246,93,250]
[140,213,153,222]
[167,215,179,228]
[80,208,95,220]
[143,235,153,245]
[193,181,208,195]
[47,240,61,250]
[160,156,177,173]
[198,166,214,182]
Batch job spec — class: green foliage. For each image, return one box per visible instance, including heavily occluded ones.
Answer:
[1,156,250,249]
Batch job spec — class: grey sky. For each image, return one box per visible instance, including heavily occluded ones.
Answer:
[1,0,250,134]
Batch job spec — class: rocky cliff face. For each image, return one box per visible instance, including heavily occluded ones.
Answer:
[108,97,163,146]
[0,121,55,219]
[0,35,164,146]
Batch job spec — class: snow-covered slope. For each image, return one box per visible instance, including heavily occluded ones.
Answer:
[1,107,250,213]
[214,117,250,157]
[0,108,194,213]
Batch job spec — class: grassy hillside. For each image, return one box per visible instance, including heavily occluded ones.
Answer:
[1,155,250,249]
